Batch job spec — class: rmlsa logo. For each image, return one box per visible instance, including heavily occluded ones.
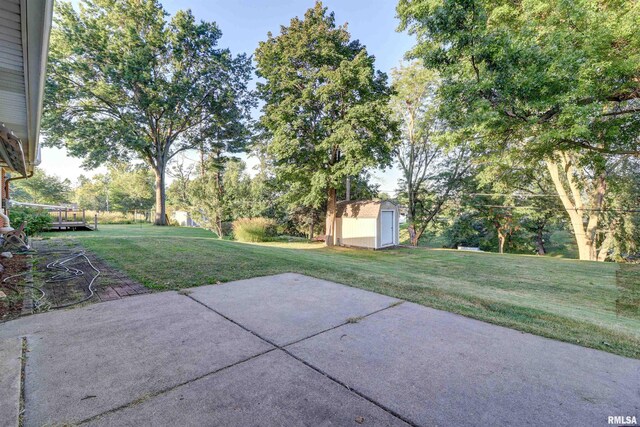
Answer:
[608,415,638,425]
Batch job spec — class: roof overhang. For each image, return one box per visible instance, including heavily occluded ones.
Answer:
[0,0,53,176]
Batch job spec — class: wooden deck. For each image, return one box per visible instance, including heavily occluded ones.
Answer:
[46,210,97,231]
[47,221,96,231]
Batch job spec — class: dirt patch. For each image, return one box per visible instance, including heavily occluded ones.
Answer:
[0,255,32,322]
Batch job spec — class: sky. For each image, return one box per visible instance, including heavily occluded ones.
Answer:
[39,0,415,193]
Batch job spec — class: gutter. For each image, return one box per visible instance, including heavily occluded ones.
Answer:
[22,0,54,173]
[4,171,33,212]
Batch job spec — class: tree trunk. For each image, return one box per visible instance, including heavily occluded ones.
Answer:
[408,188,416,224]
[409,222,426,247]
[407,187,419,246]
[154,166,167,225]
[345,176,351,201]
[309,217,315,240]
[214,220,223,240]
[546,157,602,261]
[497,230,505,254]
[535,227,546,255]
[325,187,337,247]
[200,142,206,177]
[408,223,418,246]
[597,223,616,262]
[215,152,224,239]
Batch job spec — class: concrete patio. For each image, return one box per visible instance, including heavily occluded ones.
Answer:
[0,273,638,426]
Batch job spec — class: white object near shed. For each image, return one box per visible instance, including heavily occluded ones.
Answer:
[173,210,199,227]
[333,200,399,249]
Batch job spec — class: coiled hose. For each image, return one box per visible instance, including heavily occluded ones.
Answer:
[1,251,100,310]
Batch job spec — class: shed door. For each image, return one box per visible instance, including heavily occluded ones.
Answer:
[380,211,395,246]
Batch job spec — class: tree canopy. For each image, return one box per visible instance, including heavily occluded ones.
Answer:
[43,0,252,224]
[10,169,72,205]
[397,0,640,157]
[73,164,155,212]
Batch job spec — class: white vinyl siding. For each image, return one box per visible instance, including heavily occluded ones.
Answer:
[0,0,27,139]
[336,217,377,248]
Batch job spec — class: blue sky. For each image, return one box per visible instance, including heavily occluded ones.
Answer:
[41,0,413,193]
[160,0,413,78]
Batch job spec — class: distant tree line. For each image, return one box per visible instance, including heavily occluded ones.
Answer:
[11,164,155,214]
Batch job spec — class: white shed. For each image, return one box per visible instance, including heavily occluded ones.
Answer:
[333,200,399,249]
[173,210,199,227]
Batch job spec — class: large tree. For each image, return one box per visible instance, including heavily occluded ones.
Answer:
[43,0,252,224]
[545,151,638,261]
[255,2,397,246]
[397,0,640,260]
[391,62,471,246]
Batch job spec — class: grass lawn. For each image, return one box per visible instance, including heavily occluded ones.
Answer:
[43,224,639,359]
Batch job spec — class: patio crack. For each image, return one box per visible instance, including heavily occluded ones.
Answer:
[185,295,281,347]
[184,295,417,427]
[279,341,418,427]
[79,297,411,426]
[77,346,277,425]
[283,300,403,347]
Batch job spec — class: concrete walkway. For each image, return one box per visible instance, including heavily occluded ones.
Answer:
[0,273,637,426]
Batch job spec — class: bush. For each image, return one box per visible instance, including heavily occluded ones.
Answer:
[8,206,52,236]
[232,217,277,242]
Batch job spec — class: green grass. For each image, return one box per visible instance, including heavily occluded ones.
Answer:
[545,229,579,258]
[43,224,640,358]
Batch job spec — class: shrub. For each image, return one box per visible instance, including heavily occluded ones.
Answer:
[8,206,52,236]
[232,217,277,242]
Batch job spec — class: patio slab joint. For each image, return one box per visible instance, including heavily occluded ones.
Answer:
[77,347,278,425]
[184,293,417,427]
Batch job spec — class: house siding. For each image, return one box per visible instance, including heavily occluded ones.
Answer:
[0,0,27,139]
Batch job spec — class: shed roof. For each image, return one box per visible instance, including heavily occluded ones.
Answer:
[336,200,395,219]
